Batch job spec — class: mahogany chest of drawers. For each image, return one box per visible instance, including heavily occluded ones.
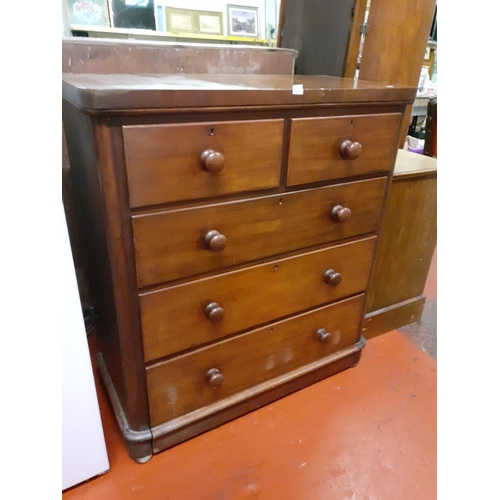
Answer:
[62,40,415,462]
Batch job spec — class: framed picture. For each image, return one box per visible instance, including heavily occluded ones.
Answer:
[227,5,259,38]
[109,0,155,30]
[195,11,224,36]
[67,0,110,27]
[165,7,196,34]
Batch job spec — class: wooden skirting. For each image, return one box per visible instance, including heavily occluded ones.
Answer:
[362,296,426,340]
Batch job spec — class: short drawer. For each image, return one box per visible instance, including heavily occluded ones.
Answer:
[123,119,284,207]
[287,113,401,186]
[132,177,386,287]
[140,236,375,362]
[146,294,365,427]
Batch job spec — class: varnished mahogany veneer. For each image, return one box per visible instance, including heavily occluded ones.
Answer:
[132,178,386,287]
[123,120,284,207]
[62,41,413,463]
[288,113,401,186]
[140,237,376,362]
[146,295,365,427]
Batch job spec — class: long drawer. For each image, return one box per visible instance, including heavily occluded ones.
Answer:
[146,294,365,427]
[123,119,284,207]
[287,113,401,186]
[132,177,386,287]
[140,237,375,362]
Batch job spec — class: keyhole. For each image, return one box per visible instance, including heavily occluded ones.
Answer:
[273,264,279,272]
[270,327,274,333]
[210,128,214,136]
[279,198,283,205]
[350,120,354,126]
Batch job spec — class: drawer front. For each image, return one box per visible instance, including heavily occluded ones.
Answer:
[140,237,375,362]
[146,294,365,426]
[133,177,386,287]
[287,113,401,186]
[123,120,283,207]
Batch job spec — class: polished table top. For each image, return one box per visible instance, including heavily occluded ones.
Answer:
[62,73,417,112]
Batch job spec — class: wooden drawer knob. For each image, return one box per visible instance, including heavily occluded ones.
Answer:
[206,368,224,388]
[330,205,351,223]
[324,269,342,287]
[204,230,227,252]
[340,140,362,159]
[205,302,225,323]
[316,328,332,344]
[200,149,225,173]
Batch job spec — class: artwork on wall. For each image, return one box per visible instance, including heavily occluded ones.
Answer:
[110,0,156,30]
[165,7,196,34]
[227,5,259,38]
[196,11,224,36]
[67,0,110,27]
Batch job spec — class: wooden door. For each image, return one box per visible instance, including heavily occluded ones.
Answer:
[278,0,355,76]
[355,0,436,146]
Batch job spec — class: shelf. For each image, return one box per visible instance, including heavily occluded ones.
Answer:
[70,25,269,45]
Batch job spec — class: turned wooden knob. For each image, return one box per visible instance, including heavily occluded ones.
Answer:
[206,368,224,387]
[340,140,362,159]
[324,269,342,287]
[200,149,225,173]
[205,302,225,323]
[204,230,227,252]
[316,328,332,344]
[330,205,352,223]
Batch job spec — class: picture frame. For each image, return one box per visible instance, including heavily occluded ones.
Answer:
[227,5,259,38]
[165,7,196,34]
[195,11,224,36]
[67,0,110,28]
[109,0,156,30]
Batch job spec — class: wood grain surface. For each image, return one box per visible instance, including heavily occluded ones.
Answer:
[140,237,375,361]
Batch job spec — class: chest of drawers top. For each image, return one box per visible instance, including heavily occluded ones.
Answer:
[62,39,415,113]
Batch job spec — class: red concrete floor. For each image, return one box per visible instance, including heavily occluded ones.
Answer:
[64,254,437,500]
[398,249,437,359]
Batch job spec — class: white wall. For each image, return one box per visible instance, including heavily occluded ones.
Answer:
[62,0,71,36]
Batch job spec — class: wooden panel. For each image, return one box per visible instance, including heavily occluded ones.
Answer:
[62,102,152,449]
[357,0,436,146]
[362,296,426,340]
[342,0,369,79]
[366,174,436,313]
[358,0,436,86]
[146,295,365,426]
[62,39,296,76]
[393,148,437,179]
[140,237,376,361]
[287,113,400,186]
[123,119,283,207]
[152,349,362,453]
[133,178,386,287]
[423,99,437,157]
[279,0,355,77]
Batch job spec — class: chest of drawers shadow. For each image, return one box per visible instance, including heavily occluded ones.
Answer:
[62,40,415,463]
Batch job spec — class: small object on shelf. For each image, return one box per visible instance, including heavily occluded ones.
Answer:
[196,10,224,36]
[227,5,259,38]
[68,0,110,28]
[165,7,196,34]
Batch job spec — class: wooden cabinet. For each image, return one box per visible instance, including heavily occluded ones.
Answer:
[62,40,415,463]
[363,149,437,338]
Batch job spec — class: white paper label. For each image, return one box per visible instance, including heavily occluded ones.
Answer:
[292,84,304,95]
